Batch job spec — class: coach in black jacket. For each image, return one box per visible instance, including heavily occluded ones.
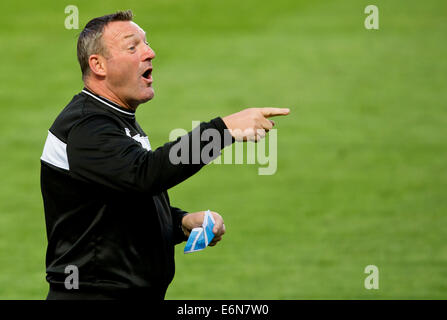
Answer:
[40,10,289,300]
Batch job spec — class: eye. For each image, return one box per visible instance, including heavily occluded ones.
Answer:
[129,46,136,51]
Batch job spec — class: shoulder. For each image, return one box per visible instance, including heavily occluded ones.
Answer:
[49,92,122,141]
[70,113,124,138]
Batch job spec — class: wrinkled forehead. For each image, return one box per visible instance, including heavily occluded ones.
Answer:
[103,21,146,42]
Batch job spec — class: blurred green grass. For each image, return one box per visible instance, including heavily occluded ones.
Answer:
[0,0,446,299]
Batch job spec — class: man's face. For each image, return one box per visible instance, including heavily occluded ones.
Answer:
[101,21,155,108]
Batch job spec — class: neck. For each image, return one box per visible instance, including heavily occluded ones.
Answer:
[84,78,136,111]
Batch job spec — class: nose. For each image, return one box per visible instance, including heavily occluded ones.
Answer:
[148,46,156,59]
[143,45,156,61]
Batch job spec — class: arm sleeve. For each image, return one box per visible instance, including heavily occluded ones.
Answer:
[67,114,233,194]
[170,206,189,244]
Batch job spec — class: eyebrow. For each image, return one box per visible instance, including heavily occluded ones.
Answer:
[123,33,137,39]
[123,30,146,39]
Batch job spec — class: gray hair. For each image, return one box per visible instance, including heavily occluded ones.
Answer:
[77,10,134,79]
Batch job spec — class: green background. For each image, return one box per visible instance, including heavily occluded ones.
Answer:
[0,0,446,299]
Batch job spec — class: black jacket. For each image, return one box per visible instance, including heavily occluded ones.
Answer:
[40,88,232,297]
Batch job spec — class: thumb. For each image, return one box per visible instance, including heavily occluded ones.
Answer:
[210,212,224,234]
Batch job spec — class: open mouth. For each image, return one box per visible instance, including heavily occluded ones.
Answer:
[142,68,152,81]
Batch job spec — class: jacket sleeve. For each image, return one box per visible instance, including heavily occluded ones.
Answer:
[66,114,234,194]
[170,205,189,244]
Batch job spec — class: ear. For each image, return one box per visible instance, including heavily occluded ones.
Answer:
[88,54,107,77]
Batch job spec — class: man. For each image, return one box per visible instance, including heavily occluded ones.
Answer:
[40,10,289,300]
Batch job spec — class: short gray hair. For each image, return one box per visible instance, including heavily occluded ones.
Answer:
[77,10,134,79]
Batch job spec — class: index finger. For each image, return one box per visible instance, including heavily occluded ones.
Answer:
[259,108,290,118]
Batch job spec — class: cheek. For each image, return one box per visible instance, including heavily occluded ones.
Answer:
[107,56,139,83]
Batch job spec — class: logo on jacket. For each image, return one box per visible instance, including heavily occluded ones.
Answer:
[125,128,151,151]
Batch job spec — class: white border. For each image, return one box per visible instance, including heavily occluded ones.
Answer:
[82,90,135,116]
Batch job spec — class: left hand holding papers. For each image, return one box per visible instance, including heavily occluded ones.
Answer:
[183,210,225,253]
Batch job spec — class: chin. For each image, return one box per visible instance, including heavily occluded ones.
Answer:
[146,88,155,101]
[140,88,155,103]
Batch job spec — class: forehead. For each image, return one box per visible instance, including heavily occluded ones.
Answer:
[103,21,146,41]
